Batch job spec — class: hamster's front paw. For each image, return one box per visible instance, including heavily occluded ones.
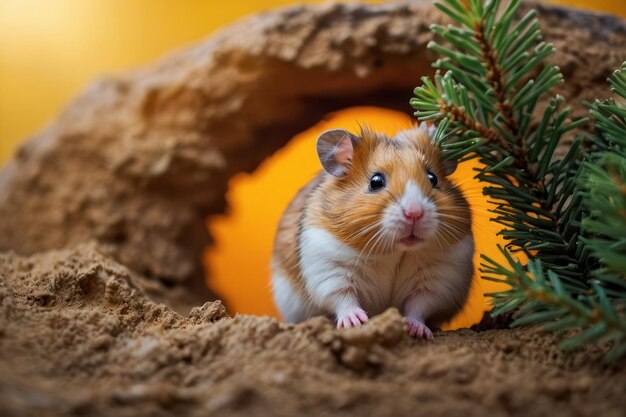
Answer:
[405,317,434,340]
[336,308,368,329]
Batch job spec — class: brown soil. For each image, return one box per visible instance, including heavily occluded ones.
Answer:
[1,2,626,416]
[1,245,624,417]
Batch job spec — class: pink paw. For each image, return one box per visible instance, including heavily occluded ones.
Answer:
[336,308,368,329]
[405,317,434,340]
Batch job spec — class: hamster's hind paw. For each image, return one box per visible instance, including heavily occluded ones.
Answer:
[336,308,368,329]
[405,317,434,340]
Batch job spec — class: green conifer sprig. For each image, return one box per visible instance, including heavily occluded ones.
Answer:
[582,63,626,285]
[412,0,588,281]
[482,249,626,363]
[590,63,626,156]
[412,0,626,360]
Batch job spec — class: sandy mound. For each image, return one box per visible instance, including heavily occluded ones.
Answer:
[0,245,624,417]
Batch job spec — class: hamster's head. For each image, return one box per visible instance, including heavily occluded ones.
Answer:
[315,124,471,254]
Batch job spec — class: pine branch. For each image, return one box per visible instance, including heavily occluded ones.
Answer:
[482,249,626,363]
[581,63,626,282]
[411,0,626,360]
[590,62,626,156]
[421,0,566,172]
[472,2,520,139]
[480,62,626,360]
[581,155,626,277]
[411,0,589,284]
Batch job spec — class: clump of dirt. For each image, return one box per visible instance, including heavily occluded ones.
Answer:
[0,245,624,417]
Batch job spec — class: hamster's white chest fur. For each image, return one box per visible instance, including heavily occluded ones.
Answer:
[355,251,430,315]
[294,227,473,318]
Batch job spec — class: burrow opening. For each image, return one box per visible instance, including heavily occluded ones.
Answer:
[202,105,510,330]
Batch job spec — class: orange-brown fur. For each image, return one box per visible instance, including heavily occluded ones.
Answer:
[272,127,472,304]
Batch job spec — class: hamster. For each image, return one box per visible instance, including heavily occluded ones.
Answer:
[271,123,474,339]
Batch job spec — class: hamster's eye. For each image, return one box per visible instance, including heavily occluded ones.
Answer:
[369,172,386,192]
[427,170,438,188]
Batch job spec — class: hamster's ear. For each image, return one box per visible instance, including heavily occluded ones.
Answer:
[442,158,458,176]
[419,121,437,142]
[418,122,457,175]
[316,129,357,177]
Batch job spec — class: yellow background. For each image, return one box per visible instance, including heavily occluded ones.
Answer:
[1,0,625,165]
[1,0,624,327]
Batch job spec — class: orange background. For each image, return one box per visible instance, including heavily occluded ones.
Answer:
[1,0,624,327]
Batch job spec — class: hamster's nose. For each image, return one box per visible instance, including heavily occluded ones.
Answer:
[403,208,424,221]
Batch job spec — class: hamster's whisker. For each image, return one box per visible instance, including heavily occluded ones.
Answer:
[435,221,459,242]
[345,224,379,244]
[437,218,467,235]
[342,212,385,244]
[437,221,470,245]
[348,222,381,250]
[365,230,385,261]
[385,230,398,254]
[429,223,445,249]
[434,229,454,248]
[352,226,382,257]
[437,209,500,231]
[379,229,392,255]
[436,213,475,232]
[362,227,387,266]
[383,230,394,250]
[348,221,381,238]
[450,184,484,193]
[350,226,386,275]
[432,224,449,250]
[436,212,472,223]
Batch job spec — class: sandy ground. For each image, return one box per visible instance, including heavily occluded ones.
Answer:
[0,244,624,417]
